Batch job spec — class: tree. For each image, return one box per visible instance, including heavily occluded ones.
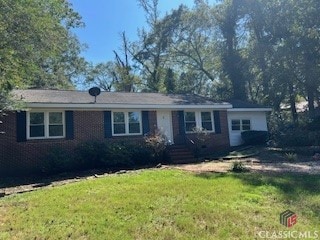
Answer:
[164,68,175,93]
[131,0,183,92]
[85,62,116,91]
[0,0,86,102]
[168,2,220,95]
[85,33,141,92]
[213,0,248,100]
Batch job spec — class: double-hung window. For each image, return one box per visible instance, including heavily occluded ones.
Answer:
[184,111,214,133]
[112,111,142,136]
[28,111,64,139]
[231,119,251,131]
[185,112,197,132]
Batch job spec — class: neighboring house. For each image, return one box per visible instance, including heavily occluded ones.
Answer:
[0,90,271,175]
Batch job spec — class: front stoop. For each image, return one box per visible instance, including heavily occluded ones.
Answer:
[169,145,196,164]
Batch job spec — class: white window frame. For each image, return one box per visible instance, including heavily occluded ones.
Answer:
[27,111,65,139]
[184,111,215,133]
[231,119,251,131]
[112,111,142,136]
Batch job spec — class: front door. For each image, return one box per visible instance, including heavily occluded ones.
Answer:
[156,111,174,144]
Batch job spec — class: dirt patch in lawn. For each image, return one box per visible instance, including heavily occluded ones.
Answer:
[170,158,320,174]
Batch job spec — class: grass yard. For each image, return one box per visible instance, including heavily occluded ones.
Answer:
[0,169,319,239]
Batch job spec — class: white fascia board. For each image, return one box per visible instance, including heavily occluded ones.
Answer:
[227,108,272,112]
[26,103,233,110]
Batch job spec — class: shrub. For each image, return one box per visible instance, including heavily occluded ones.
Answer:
[74,141,107,169]
[275,129,320,147]
[231,161,247,173]
[42,140,162,174]
[241,131,268,145]
[101,142,134,168]
[307,117,320,131]
[144,129,168,161]
[284,152,298,162]
[42,147,78,174]
[129,143,154,166]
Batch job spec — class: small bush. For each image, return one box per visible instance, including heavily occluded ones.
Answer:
[144,129,168,161]
[241,131,268,145]
[276,129,320,147]
[74,141,107,169]
[284,152,298,162]
[101,142,134,168]
[42,140,163,174]
[231,161,247,173]
[42,147,78,174]
[307,117,320,131]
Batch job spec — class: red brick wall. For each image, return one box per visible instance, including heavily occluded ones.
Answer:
[171,110,230,152]
[74,111,104,141]
[0,110,158,176]
[0,110,230,176]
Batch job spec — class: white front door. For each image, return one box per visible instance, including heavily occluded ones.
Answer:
[156,111,174,144]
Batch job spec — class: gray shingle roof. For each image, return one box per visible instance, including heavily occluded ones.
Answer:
[13,89,230,107]
[227,99,269,109]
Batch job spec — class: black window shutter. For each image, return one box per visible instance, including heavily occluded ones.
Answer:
[16,111,27,142]
[213,111,221,134]
[104,111,112,138]
[142,111,150,135]
[65,111,74,140]
[178,110,185,135]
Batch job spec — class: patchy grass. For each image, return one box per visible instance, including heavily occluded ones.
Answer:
[0,170,319,239]
[208,146,260,160]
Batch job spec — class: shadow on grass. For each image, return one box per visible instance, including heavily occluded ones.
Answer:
[195,171,320,197]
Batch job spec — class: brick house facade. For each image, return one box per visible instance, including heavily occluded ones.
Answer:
[0,109,229,175]
[0,90,270,176]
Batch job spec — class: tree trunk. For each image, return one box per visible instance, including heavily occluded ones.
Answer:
[288,82,298,125]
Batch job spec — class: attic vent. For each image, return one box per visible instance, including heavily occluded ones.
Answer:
[88,87,101,103]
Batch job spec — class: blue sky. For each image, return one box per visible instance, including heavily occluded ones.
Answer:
[69,0,212,64]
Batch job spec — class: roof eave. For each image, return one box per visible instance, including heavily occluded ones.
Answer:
[25,102,233,110]
[227,108,272,112]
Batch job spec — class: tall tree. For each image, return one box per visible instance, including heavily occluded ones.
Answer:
[213,0,248,100]
[0,0,86,100]
[164,68,175,93]
[131,0,183,92]
[85,33,141,92]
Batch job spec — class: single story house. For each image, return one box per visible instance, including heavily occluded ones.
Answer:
[0,89,271,175]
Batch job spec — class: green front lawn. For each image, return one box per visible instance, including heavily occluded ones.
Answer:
[0,170,319,239]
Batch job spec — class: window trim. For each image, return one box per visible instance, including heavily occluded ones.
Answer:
[184,111,215,133]
[111,111,142,136]
[27,111,65,139]
[231,118,251,131]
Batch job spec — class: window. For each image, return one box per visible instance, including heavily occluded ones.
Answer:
[242,120,251,131]
[128,112,141,134]
[28,111,65,139]
[231,119,251,131]
[201,112,213,131]
[30,112,45,137]
[113,112,125,134]
[185,112,196,132]
[112,111,142,135]
[231,120,241,131]
[184,111,214,133]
